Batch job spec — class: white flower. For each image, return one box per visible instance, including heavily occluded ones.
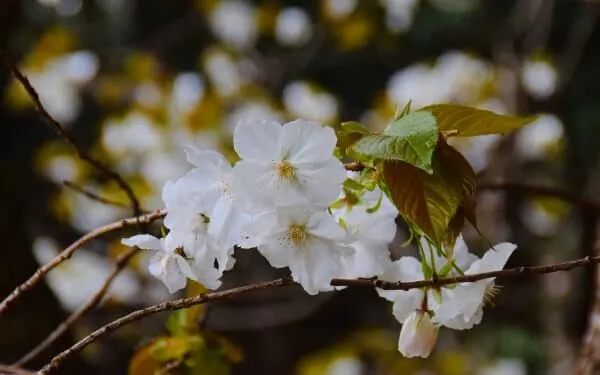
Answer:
[243,206,351,295]
[332,186,398,280]
[182,146,251,269]
[162,154,245,276]
[433,242,517,329]
[122,234,219,292]
[233,119,346,208]
[398,311,439,358]
[336,207,395,279]
[161,178,217,267]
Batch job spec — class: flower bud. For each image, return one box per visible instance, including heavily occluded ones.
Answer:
[398,310,439,358]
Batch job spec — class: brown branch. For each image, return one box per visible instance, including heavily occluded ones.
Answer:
[39,278,297,374]
[0,364,36,375]
[0,54,144,222]
[14,247,140,366]
[0,210,166,318]
[62,180,138,211]
[40,254,600,374]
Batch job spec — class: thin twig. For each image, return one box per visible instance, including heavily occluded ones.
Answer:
[62,180,137,211]
[0,54,144,222]
[0,364,36,375]
[14,247,140,366]
[0,210,165,318]
[40,254,600,374]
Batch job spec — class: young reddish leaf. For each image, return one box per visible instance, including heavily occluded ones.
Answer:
[383,141,477,244]
[423,104,537,137]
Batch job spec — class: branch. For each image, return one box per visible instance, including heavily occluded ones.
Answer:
[0,54,144,222]
[0,210,165,318]
[40,254,600,374]
[39,278,297,374]
[62,180,139,211]
[14,247,140,366]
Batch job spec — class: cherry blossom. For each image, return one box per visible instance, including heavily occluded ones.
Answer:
[121,233,220,292]
[233,119,346,208]
[242,206,351,295]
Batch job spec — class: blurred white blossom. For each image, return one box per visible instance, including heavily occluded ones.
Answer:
[203,49,245,97]
[275,7,313,47]
[209,1,258,50]
[283,81,338,123]
[33,237,140,311]
[521,58,558,99]
[324,0,357,19]
[515,114,563,160]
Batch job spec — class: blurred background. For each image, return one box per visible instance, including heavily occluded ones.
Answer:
[1,0,600,374]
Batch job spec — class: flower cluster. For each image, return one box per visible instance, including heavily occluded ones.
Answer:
[121,117,516,358]
[122,119,398,294]
[377,236,516,358]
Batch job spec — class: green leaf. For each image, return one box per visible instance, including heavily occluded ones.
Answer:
[350,111,439,172]
[423,104,537,137]
[383,141,476,244]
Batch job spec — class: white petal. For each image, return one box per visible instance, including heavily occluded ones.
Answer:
[390,289,424,322]
[433,282,487,324]
[452,235,478,270]
[257,238,294,268]
[122,234,163,251]
[184,146,230,169]
[307,210,347,242]
[296,158,346,205]
[161,180,179,209]
[232,160,279,205]
[340,241,391,279]
[290,238,338,295]
[466,242,517,275]
[280,120,338,163]
[233,119,282,161]
[440,306,483,330]
[398,311,439,358]
[377,256,424,303]
[162,255,189,293]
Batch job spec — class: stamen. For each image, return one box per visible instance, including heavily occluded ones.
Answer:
[288,224,306,246]
[275,160,296,180]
